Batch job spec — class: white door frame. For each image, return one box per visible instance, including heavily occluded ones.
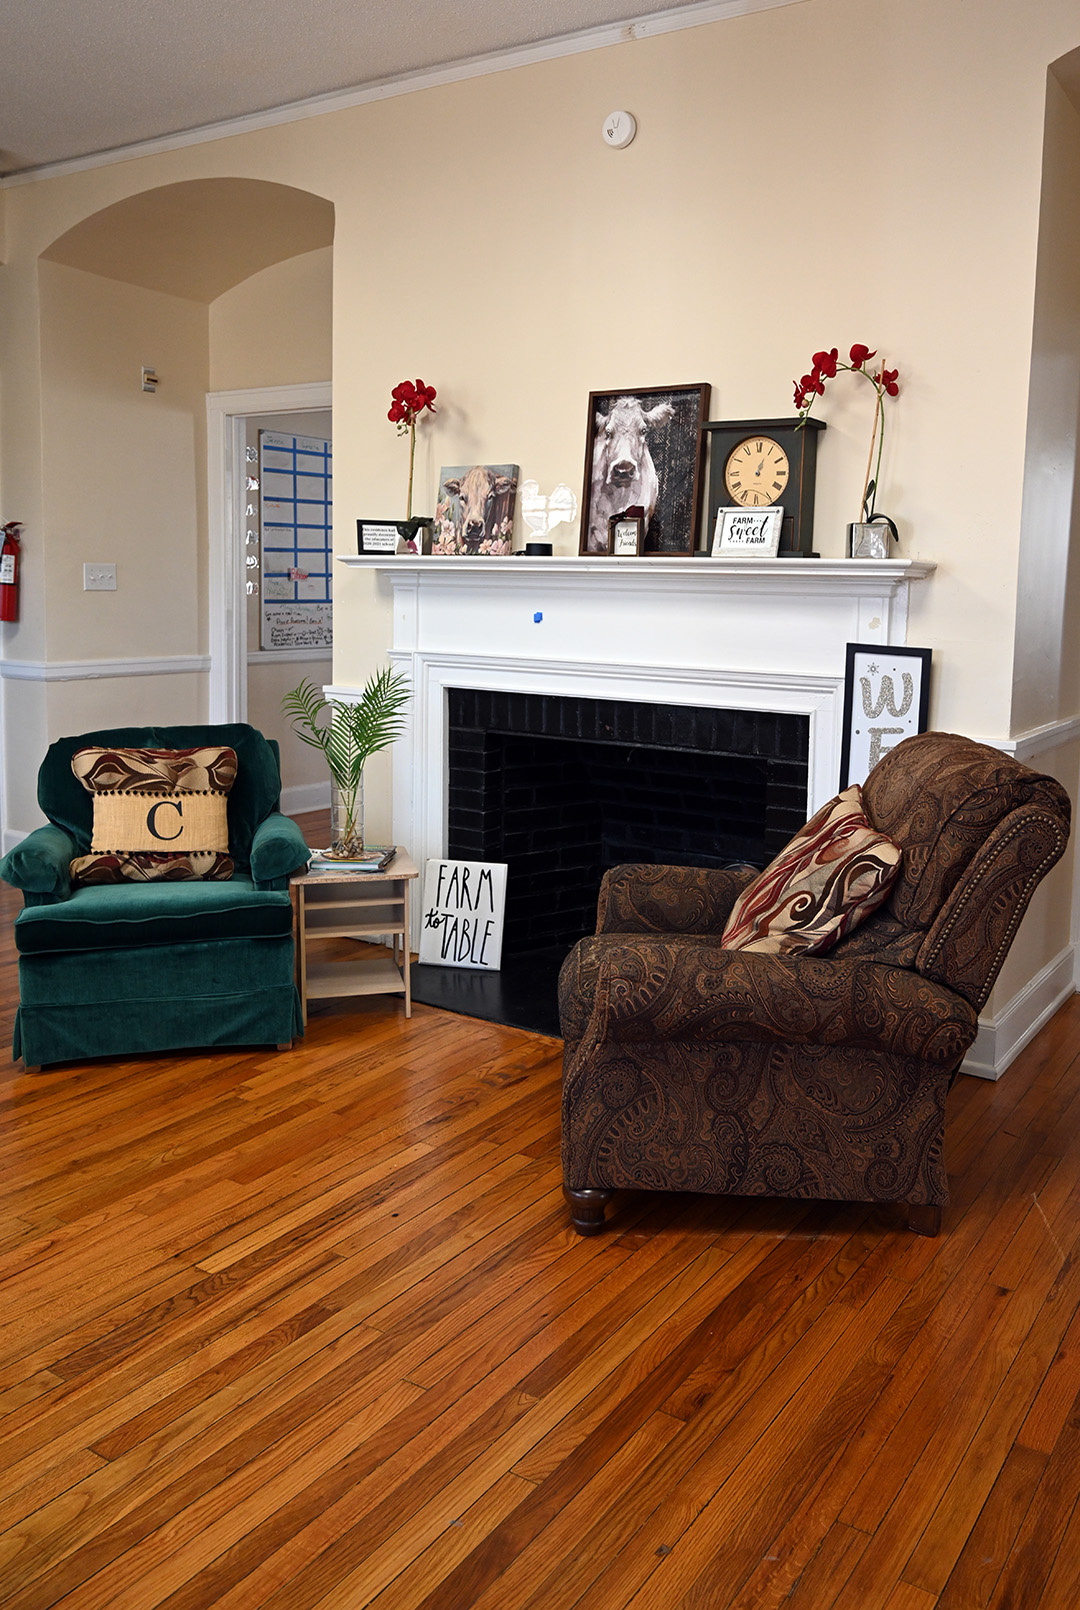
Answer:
[207,381,333,722]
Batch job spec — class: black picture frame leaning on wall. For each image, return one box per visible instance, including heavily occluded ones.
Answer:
[579,384,710,556]
[839,642,933,789]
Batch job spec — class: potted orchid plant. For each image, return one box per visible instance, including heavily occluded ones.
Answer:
[388,377,437,521]
[357,378,438,556]
[794,344,900,555]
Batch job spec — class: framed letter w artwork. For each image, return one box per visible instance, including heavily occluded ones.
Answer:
[839,643,932,788]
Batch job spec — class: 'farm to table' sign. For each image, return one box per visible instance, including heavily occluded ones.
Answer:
[418,859,507,971]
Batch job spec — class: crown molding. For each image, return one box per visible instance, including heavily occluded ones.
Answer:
[1,0,805,187]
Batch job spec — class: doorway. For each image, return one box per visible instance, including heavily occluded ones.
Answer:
[207,381,332,814]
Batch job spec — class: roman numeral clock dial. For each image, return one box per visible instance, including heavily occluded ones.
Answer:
[724,437,790,508]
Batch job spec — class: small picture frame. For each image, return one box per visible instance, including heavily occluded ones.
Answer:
[356,519,433,556]
[712,505,784,558]
[608,513,645,556]
[839,642,932,788]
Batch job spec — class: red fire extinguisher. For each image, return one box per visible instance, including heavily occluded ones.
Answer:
[1,522,22,623]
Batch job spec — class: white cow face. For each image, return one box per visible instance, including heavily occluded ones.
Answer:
[597,398,675,488]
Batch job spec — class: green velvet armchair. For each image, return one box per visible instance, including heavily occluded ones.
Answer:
[0,723,309,1069]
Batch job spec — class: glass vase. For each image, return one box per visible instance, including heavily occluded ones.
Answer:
[329,774,364,858]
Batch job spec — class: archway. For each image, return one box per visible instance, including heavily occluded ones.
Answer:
[36,178,334,793]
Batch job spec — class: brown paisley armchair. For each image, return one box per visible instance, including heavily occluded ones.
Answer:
[559,732,1070,1237]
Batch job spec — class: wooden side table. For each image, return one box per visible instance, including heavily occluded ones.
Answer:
[291,849,419,1023]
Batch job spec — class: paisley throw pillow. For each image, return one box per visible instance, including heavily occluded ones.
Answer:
[721,783,902,956]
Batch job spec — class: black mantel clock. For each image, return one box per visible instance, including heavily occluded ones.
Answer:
[702,417,825,557]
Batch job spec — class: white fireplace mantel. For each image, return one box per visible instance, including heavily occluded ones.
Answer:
[335,554,935,884]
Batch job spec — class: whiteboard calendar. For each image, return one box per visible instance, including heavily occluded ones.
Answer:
[258,431,333,650]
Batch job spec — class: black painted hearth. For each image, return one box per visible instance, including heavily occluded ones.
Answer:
[410,690,810,1036]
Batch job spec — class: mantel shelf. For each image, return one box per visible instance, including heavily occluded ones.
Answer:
[339,555,935,586]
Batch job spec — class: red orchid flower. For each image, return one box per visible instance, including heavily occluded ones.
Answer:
[792,344,900,523]
[389,377,438,520]
[812,348,839,379]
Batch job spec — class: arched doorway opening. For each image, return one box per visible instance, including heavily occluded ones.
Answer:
[37,178,335,802]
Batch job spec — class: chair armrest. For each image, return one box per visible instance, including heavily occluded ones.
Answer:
[249,812,310,890]
[568,936,976,1067]
[596,863,758,936]
[917,802,1070,1011]
[0,825,76,901]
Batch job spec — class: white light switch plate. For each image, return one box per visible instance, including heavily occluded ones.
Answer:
[84,563,117,591]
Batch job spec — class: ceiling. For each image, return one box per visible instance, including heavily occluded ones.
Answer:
[0,0,719,178]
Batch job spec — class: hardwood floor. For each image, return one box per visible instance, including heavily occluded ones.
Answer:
[2,822,1080,1607]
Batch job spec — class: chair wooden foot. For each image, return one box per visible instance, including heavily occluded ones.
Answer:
[276,1041,292,1052]
[905,1202,943,1237]
[22,1063,40,1074]
[564,1186,613,1236]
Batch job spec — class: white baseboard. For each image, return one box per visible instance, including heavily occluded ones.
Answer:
[281,780,331,816]
[962,944,1076,1080]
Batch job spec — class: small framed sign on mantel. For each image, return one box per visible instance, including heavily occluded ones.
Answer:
[712,506,784,557]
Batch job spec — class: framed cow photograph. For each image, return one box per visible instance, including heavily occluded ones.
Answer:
[433,464,519,555]
[579,383,710,556]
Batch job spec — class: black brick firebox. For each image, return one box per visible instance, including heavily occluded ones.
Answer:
[409,689,809,1035]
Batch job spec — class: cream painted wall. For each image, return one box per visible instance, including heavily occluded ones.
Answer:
[3,0,1080,1026]
[1014,69,1080,735]
[209,246,332,392]
[38,261,207,661]
[1,263,210,828]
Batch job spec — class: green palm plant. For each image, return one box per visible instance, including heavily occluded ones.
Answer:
[282,668,410,856]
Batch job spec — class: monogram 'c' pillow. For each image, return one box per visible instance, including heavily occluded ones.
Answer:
[720,784,902,956]
[69,746,237,886]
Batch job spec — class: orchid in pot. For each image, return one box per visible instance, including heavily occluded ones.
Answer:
[283,669,410,858]
[794,344,900,554]
[388,377,437,540]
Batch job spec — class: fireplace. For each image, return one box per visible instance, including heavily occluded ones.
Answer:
[335,552,934,1034]
[445,688,808,967]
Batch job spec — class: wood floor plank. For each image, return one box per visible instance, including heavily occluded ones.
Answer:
[3,861,1080,1610]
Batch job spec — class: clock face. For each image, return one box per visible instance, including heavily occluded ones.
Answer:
[724,436,790,508]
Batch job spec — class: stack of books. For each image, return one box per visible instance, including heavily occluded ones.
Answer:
[306,845,397,874]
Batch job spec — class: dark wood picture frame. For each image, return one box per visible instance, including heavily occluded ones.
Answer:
[579,383,710,556]
[607,513,645,556]
[839,642,932,788]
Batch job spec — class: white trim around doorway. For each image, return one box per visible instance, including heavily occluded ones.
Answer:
[206,381,332,723]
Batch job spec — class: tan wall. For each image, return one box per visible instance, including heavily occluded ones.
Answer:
[209,246,332,392]
[3,0,1080,1019]
[38,261,207,662]
[1014,69,1080,734]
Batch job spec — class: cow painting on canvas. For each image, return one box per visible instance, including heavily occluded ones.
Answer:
[579,385,710,555]
[586,396,673,552]
[434,464,520,555]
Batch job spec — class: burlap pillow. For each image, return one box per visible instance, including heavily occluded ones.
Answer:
[69,746,237,886]
[720,783,902,956]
